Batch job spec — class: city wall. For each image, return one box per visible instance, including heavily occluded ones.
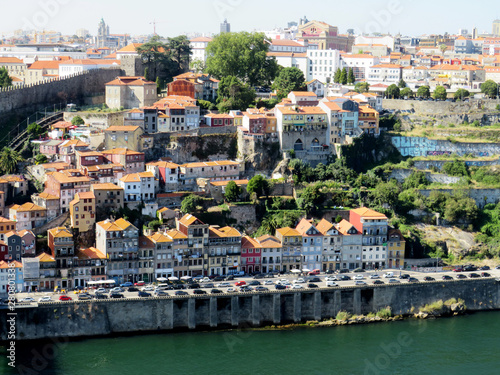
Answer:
[419,188,500,208]
[2,279,498,342]
[412,158,500,171]
[382,99,500,115]
[390,169,461,184]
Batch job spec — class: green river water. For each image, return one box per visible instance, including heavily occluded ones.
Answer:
[1,311,499,375]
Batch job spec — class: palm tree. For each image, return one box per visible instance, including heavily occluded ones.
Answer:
[0,147,24,175]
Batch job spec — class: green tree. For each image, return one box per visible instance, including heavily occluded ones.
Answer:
[385,84,400,99]
[206,32,278,86]
[156,77,162,95]
[190,59,206,73]
[440,44,447,56]
[402,170,429,190]
[34,153,48,165]
[339,67,348,85]
[454,88,470,101]
[167,35,192,73]
[216,75,256,112]
[333,68,341,84]
[354,82,370,93]
[0,147,24,175]
[347,68,355,85]
[433,86,448,101]
[71,116,84,126]
[481,80,499,98]
[372,180,401,207]
[442,160,469,177]
[0,67,12,88]
[27,122,45,139]
[398,79,407,88]
[416,85,431,98]
[272,67,306,100]
[181,194,202,214]
[400,87,413,99]
[298,183,326,215]
[247,175,270,197]
[224,181,241,202]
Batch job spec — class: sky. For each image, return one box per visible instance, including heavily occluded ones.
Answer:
[3,0,500,37]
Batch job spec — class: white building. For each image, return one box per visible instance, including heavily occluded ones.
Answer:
[119,171,157,203]
[367,64,403,85]
[341,53,380,81]
[190,36,212,62]
[59,59,119,78]
[268,51,308,74]
[269,39,307,53]
[306,49,341,82]
[354,35,397,52]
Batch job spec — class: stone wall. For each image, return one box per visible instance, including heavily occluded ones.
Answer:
[63,111,125,130]
[390,168,461,184]
[2,279,498,341]
[413,158,500,171]
[391,136,500,157]
[419,188,500,208]
[383,99,500,114]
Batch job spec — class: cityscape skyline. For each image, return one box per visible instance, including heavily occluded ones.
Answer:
[2,0,500,39]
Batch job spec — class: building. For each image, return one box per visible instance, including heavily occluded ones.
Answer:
[180,161,242,189]
[240,236,262,275]
[295,219,323,271]
[493,19,500,36]
[69,192,96,232]
[258,235,282,274]
[367,64,403,85]
[138,236,155,282]
[0,57,27,80]
[96,218,139,283]
[350,208,388,270]
[337,219,362,270]
[220,19,231,34]
[90,183,124,212]
[73,247,107,287]
[316,218,342,272]
[36,252,57,291]
[119,171,157,203]
[9,203,47,230]
[48,227,75,289]
[44,170,91,213]
[387,228,405,269]
[306,49,341,82]
[207,226,242,276]
[146,161,180,192]
[147,232,174,280]
[104,126,144,151]
[0,217,16,242]
[169,73,219,101]
[0,261,23,295]
[176,214,209,274]
[105,76,157,109]
[297,20,343,50]
[101,148,145,173]
[190,36,212,62]
[275,227,302,272]
[341,53,380,81]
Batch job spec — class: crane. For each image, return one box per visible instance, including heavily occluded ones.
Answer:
[149,20,165,35]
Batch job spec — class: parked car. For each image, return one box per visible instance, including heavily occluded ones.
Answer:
[154,290,168,297]
[95,288,107,294]
[469,273,480,278]
[138,291,151,297]
[453,267,463,272]
[174,291,188,296]
[134,281,145,286]
[325,270,335,274]
[193,289,207,295]
[407,277,419,283]
[480,266,490,271]
[255,286,269,292]
[307,283,319,288]
[78,293,92,300]
[110,287,124,293]
[59,295,72,301]
[226,287,237,293]
[225,275,235,281]
[353,275,365,280]
[338,269,350,274]
[235,281,247,287]
[463,265,477,272]
[326,281,338,287]
[325,276,337,281]
[239,286,253,292]
[388,279,400,284]
[253,274,265,279]
[455,274,467,279]
[495,265,500,270]
[308,269,321,276]
[216,282,231,288]
[172,284,185,290]
[192,275,203,281]
[291,284,303,289]
[20,297,35,303]
[201,277,211,283]
[109,293,124,299]
[353,268,364,273]
[213,276,225,281]
[399,274,410,280]
[383,272,394,278]
[369,274,380,279]
[423,276,435,281]
[141,286,155,292]
[202,283,214,289]
[307,277,321,283]
[120,282,133,288]
[127,287,139,292]
[248,281,262,286]
[373,280,385,285]
[38,296,52,302]
[355,280,367,286]
[293,278,306,284]
[481,272,491,277]
[188,283,201,289]
[211,289,223,294]
[442,275,453,280]
[339,275,351,281]
[264,280,274,285]
[94,293,107,300]
[275,284,286,290]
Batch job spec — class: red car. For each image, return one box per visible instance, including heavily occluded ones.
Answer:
[453,267,463,272]
[59,295,72,301]
[308,269,321,276]
[134,281,145,286]
[235,281,247,287]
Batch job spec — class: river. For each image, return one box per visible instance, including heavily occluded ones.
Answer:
[1,311,499,375]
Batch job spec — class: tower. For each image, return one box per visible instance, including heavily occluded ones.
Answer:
[220,19,230,34]
[97,18,110,48]
[493,19,500,36]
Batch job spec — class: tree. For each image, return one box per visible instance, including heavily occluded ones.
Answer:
[27,122,45,139]
[167,35,192,73]
[433,86,447,101]
[402,171,429,190]
[481,80,499,98]
[272,67,306,100]
[225,181,241,202]
[0,67,12,88]
[385,84,400,99]
[247,175,270,197]
[71,116,84,126]
[216,75,256,112]
[372,180,401,208]
[0,147,23,175]
[181,194,202,214]
[136,35,169,83]
[34,153,48,165]
[347,68,355,85]
[400,87,413,99]
[339,67,348,85]
[454,88,470,101]
[416,85,431,98]
[333,68,341,84]
[190,60,206,74]
[298,183,326,215]
[205,32,278,86]
[354,82,370,93]
[440,44,447,56]
[442,160,469,177]
[156,77,163,95]
[398,79,407,89]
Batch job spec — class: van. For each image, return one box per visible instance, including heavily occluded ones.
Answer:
[308,269,321,276]
[383,272,394,278]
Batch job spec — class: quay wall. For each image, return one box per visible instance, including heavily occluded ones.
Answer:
[1,278,499,342]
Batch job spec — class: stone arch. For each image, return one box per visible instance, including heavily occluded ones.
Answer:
[294,139,303,151]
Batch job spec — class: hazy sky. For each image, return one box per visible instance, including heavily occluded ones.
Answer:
[4,0,500,37]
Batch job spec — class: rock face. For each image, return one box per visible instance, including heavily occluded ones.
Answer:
[273,159,290,178]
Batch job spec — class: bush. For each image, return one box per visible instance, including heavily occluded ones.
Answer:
[376,307,392,319]
[420,300,444,314]
[336,311,351,321]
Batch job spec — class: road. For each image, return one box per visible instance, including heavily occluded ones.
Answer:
[7,268,500,304]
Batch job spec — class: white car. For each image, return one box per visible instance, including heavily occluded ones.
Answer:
[38,296,52,302]
[279,278,289,283]
[110,287,123,293]
[353,275,365,280]
[326,281,338,287]
[20,297,35,303]
[293,278,306,284]
[264,280,274,285]
[384,272,395,278]
[226,287,237,293]
[355,280,367,286]
[201,277,211,283]
[141,286,155,291]
[325,276,337,281]
[388,279,400,284]
[95,288,106,294]
[216,282,231,288]
[291,284,304,289]
[369,274,380,279]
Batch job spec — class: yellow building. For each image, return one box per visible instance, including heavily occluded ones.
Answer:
[0,217,16,242]
[387,228,406,269]
[358,105,380,136]
[69,192,96,232]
